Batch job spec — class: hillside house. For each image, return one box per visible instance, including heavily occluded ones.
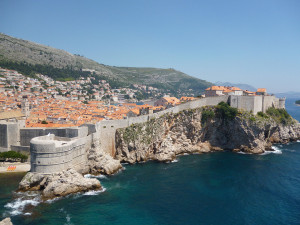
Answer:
[256,88,267,95]
[126,108,140,118]
[205,86,247,97]
[154,97,180,107]
[180,96,197,102]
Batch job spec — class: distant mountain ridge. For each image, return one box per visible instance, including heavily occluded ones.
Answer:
[275,92,300,99]
[215,81,256,92]
[0,33,212,96]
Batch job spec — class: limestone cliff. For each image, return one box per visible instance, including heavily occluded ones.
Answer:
[87,139,123,175]
[115,107,300,163]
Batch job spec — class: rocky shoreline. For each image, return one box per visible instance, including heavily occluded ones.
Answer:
[115,107,300,163]
[16,106,300,201]
[18,146,123,200]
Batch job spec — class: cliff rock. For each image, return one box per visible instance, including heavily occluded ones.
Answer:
[87,140,122,175]
[0,218,13,225]
[115,108,300,163]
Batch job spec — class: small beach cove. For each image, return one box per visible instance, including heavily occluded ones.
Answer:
[0,163,30,174]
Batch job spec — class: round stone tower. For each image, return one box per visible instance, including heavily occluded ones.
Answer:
[279,97,286,109]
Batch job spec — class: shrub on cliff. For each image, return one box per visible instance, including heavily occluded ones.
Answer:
[257,111,268,118]
[201,109,215,124]
[216,102,238,121]
[266,107,293,125]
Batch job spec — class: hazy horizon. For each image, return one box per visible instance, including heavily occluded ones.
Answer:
[1,0,299,93]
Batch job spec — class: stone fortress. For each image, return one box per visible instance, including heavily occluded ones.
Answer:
[0,95,285,174]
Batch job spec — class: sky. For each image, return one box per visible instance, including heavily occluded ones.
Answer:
[0,0,299,93]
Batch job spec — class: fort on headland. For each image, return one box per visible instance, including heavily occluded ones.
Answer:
[0,94,285,174]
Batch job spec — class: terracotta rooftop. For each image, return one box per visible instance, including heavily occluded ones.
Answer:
[257,88,267,93]
[0,110,25,120]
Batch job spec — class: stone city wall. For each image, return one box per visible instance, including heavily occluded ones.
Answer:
[30,133,91,174]
[28,95,285,173]
[20,126,88,146]
[96,95,230,156]
[0,122,19,152]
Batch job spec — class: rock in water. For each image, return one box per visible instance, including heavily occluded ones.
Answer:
[0,218,13,225]
[19,169,101,199]
[19,172,46,191]
[42,169,101,199]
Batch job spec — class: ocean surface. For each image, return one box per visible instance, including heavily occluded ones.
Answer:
[1,98,300,225]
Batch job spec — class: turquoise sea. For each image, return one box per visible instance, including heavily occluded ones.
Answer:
[1,98,300,225]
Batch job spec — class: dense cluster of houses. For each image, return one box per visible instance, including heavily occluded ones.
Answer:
[0,68,199,127]
[0,67,270,128]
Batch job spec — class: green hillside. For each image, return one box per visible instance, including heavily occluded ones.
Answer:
[0,33,212,96]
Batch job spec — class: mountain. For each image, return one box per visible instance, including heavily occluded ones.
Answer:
[215,81,256,92]
[275,92,300,99]
[0,33,212,96]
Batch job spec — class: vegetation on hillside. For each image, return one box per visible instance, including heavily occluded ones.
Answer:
[295,100,300,105]
[0,33,213,96]
[0,59,91,81]
[0,151,28,162]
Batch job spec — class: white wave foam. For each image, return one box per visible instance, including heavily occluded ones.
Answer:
[46,196,62,203]
[297,140,300,143]
[260,146,282,155]
[83,187,106,196]
[167,159,178,163]
[272,146,283,152]
[5,195,41,216]
[84,174,107,179]
[66,214,71,223]
[237,151,247,154]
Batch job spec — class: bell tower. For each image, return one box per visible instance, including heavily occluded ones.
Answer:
[21,96,30,118]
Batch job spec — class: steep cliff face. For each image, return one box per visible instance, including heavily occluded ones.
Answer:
[115,108,300,163]
[87,138,123,175]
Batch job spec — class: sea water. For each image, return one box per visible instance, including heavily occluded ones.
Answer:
[0,98,300,225]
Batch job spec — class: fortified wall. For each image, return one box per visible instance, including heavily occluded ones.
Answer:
[0,95,285,174]
[30,133,91,174]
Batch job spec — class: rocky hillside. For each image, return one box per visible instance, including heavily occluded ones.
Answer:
[0,33,212,95]
[115,105,300,163]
